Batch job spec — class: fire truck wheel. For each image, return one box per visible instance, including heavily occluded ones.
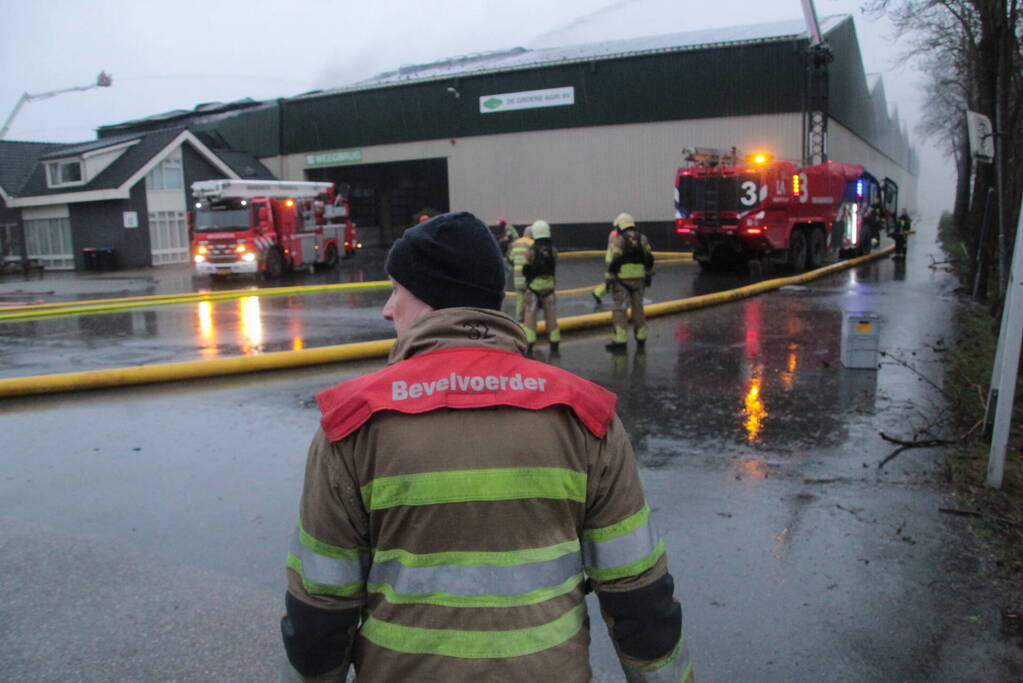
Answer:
[807,229,826,270]
[265,248,286,279]
[787,229,808,272]
[323,243,339,269]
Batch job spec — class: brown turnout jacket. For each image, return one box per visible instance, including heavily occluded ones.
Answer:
[285,308,691,682]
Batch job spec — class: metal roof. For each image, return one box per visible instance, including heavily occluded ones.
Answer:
[311,15,847,97]
[39,131,146,160]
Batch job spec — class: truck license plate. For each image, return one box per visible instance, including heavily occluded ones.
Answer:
[217,268,231,275]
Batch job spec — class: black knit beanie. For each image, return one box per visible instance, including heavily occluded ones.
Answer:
[385,211,506,311]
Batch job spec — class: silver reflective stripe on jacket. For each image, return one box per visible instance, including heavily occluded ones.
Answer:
[288,526,370,594]
[583,515,659,572]
[369,547,584,597]
[623,634,693,683]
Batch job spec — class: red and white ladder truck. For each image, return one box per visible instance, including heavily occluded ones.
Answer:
[673,147,898,271]
[189,179,358,279]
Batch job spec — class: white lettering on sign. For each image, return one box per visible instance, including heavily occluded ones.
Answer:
[392,372,548,401]
[479,87,575,114]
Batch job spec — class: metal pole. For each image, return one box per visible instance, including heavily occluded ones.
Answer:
[986,194,1023,488]
[995,96,1008,297]
[973,187,996,300]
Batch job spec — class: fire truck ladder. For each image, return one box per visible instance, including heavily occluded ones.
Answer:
[701,185,720,227]
[801,0,832,165]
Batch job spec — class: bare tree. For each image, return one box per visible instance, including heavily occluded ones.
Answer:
[864,0,1022,303]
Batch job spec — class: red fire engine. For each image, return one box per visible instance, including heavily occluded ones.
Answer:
[674,147,898,271]
[189,179,358,279]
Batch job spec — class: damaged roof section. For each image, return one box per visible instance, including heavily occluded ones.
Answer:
[332,16,846,94]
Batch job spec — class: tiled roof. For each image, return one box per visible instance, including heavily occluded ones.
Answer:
[212,149,275,180]
[0,140,74,195]
[18,128,185,197]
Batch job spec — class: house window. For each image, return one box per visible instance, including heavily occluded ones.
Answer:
[46,160,84,188]
[1,223,21,261]
[148,210,189,264]
[145,157,183,191]
[24,217,74,270]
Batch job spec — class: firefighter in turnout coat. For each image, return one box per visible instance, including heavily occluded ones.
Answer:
[606,212,655,351]
[522,219,561,354]
[281,211,692,683]
[892,209,911,260]
[509,225,535,322]
[591,224,620,304]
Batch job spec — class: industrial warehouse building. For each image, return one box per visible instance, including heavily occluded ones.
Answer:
[1,14,917,269]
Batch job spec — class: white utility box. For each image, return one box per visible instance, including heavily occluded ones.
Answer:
[841,312,880,369]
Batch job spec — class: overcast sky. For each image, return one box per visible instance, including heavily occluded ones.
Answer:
[0,0,950,215]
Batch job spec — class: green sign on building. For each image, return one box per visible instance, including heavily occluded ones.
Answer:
[305,149,363,167]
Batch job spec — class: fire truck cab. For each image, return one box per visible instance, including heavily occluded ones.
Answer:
[190,179,358,279]
[674,147,897,271]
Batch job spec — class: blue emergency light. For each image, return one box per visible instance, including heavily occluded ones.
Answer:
[856,180,864,198]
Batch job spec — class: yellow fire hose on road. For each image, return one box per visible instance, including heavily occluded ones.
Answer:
[0,248,891,399]
[0,253,692,322]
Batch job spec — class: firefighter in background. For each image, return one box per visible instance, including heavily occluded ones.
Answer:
[892,209,912,260]
[606,212,654,352]
[864,198,887,249]
[509,225,534,322]
[522,219,560,354]
[282,211,692,682]
[496,217,519,257]
[591,221,621,304]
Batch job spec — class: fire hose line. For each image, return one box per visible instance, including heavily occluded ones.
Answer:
[0,247,891,399]
[0,281,394,321]
[0,254,693,322]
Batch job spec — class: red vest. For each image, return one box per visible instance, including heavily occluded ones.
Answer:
[317,347,617,442]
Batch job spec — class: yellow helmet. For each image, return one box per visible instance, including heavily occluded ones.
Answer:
[530,220,551,239]
[614,212,636,229]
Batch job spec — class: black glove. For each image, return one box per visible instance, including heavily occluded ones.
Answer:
[644,273,652,287]
[605,277,614,290]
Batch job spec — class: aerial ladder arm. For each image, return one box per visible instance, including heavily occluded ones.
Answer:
[0,71,112,140]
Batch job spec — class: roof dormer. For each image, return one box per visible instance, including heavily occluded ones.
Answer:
[45,158,85,189]
[43,138,140,190]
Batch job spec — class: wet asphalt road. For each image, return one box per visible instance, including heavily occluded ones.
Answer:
[2,225,1022,681]
[0,250,720,379]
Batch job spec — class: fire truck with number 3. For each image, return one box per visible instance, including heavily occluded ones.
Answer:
[673,147,898,271]
[189,179,357,279]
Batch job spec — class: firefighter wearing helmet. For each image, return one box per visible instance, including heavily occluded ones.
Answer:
[605,212,654,352]
[496,217,519,258]
[522,219,560,354]
[509,225,535,322]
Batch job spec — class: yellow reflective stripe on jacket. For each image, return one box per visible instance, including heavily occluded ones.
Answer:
[361,467,587,511]
[360,602,587,658]
[582,504,664,580]
[528,275,555,292]
[286,523,369,596]
[619,263,647,279]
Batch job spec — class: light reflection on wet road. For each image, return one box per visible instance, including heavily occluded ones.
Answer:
[0,249,730,378]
